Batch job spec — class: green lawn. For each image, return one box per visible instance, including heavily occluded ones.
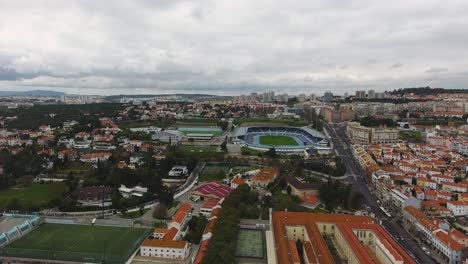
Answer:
[236,229,264,258]
[259,135,299,146]
[399,130,422,141]
[240,147,265,155]
[57,162,92,174]
[181,145,220,153]
[199,165,230,182]
[0,183,67,209]
[3,224,150,263]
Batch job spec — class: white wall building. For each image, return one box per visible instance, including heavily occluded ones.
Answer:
[447,201,468,217]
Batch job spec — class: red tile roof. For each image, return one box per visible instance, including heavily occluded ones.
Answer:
[162,227,178,240]
[252,167,279,183]
[201,199,219,209]
[142,238,187,249]
[273,211,415,264]
[288,240,301,263]
[172,203,192,224]
[231,177,246,185]
[435,231,465,251]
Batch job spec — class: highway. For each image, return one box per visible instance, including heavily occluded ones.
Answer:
[324,123,435,264]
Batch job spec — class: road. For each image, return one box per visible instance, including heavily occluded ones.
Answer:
[325,123,435,264]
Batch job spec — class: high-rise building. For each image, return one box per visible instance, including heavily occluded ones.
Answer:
[323,107,355,123]
[375,92,385,99]
[310,94,316,102]
[323,92,333,102]
[298,93,306,102]
[368,89,375,99]
[356,90,366,99]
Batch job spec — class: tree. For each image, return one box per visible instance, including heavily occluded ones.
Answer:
[286,185,292,196]
[264,148,277,158]
[152,204,168,219]
[348,191,364,210]
[186,215,208,244]
[217,120,229,131]
[220,140,228,152]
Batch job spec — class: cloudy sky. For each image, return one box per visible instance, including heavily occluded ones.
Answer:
[0,0,468,96]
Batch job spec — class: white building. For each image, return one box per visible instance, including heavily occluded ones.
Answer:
[80,152,112,163]
[168,166,188,177]
[129,126,161,134]
[433,231,465,264]
[73,141,90,149]
[446,201,468,217]
[140,239,191,260]
[118,185,148,198]
[152,130,183,144]
[390,188,421,210]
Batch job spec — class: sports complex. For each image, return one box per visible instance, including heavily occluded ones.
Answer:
[233,125,330,153]
[0,223,150,263]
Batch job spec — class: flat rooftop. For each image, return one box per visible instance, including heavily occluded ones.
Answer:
[0,216,32,233]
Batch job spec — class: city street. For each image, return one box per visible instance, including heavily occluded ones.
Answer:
[325,123,436,264]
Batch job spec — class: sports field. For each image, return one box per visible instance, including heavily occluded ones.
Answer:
[177,126,223,135]
[0,183,66,209]
[199,164,230,182]
[2,223,150,263]
[236,229,264,258]
[259,135,299,146]
[181,145,220,153]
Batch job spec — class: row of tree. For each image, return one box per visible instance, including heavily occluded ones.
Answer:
[359,116,397,128]
[319,178,364,212]
[201,184,254,264]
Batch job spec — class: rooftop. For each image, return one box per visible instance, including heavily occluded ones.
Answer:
[142,238,187,249]
[172,203,192,224]
[272,211,415,264]
[192,181,232,199]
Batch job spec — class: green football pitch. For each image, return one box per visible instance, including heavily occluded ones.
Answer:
[2,223,150,263]
[259,135,299,146]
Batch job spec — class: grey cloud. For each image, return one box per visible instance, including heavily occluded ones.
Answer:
[425,67,449,73]
[0,0,468,95]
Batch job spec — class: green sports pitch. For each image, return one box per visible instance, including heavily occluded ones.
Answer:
[1,223,150,263]
[236,229,264,258]
[259,135,299,146]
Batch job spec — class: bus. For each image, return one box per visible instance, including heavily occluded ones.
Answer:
[380,206,392,218]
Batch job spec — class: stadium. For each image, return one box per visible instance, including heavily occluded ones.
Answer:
[233,125,330,153]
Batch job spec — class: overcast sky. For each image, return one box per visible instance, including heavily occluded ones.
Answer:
[1,0,468,96]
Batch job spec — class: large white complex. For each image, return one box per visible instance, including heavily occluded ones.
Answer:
[233,126,330,153]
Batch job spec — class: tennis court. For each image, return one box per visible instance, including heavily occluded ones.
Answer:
[235,229,264,258]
